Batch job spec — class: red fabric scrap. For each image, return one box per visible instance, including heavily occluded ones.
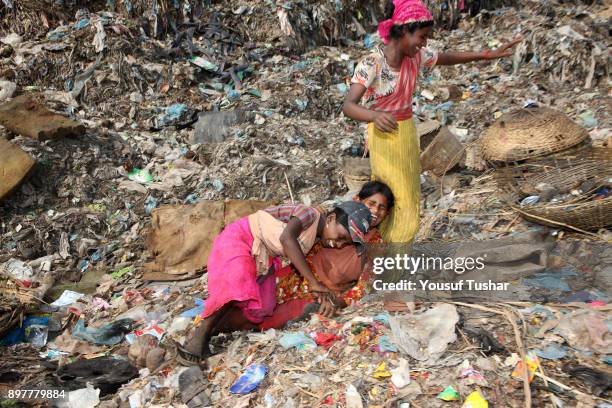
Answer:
[314,332,343,349]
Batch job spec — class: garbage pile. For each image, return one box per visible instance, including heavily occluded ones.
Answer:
[0,0,610,406]
[1,241,611,407]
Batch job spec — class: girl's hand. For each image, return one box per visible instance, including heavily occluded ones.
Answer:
[308,279,331,295]
[318,295,337,318]
[372,111,398,133]
[483,36,523,59]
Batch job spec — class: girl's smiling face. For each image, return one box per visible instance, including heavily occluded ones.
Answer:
[399,26,433,58]
[320,212,352,249]
[354,192,389,228]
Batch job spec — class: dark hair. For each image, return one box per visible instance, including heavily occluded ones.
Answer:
[358,181,395,208]
[385,1,434,40]
[330,207,350,236]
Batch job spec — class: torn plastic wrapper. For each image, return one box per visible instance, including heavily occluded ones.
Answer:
[125,324,165,344]
[279,331,317,350]
[314,332,343,349]
[462,391,488,408]
[229,363,267,394]
[437,385,460,401]
[511,351,540,383]
[372,362,391,379]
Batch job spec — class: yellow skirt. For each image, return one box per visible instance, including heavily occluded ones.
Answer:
[368,119,420,243]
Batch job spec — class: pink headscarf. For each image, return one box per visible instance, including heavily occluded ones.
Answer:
[378,0,433,44]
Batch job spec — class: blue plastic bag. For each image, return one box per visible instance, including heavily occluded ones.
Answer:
[374,313,391,327]
[229,364,267,394]
[74,18,90,30]
[0,316,49,347]
[157,103,188,127]
[180,299,205,318]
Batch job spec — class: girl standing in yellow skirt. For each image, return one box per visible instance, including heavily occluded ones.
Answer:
[343,0,521,243]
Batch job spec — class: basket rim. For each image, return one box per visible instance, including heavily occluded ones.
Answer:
[481,107,590,161]
[512,195,612,210]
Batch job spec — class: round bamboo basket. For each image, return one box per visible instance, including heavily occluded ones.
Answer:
[495,148,612,232]
[482,107,589,162]
[343,157,371,192]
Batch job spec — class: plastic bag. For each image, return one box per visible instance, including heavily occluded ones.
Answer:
[279,331,317,350]
[229,364,267,394]
[72,318,133,345]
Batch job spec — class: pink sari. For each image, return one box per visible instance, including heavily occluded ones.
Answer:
[202,217,277,323]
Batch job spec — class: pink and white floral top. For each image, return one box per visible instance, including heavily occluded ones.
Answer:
[351,45,438,120]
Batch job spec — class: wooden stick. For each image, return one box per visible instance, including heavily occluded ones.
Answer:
[280,377,320,399]
[295,384,320,399]
[534,372,612,403]
[283,171,295,204]
[533,354,553,405]
[450,301,505,315]
[503,308,531,408]
[445,212,515,216]
[457,327,472,348]
[502,214,522,233]
[545,302,612,310]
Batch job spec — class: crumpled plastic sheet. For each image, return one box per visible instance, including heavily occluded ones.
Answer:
[60,384,100,408]
[279,331,317,350]
[534,343,568,360]
[72,318,134,345]
[389,303,459,363]
[556,310,612,354]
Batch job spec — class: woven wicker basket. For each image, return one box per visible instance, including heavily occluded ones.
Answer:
[495,148,612,232]
[482,107,589,162]
[416,119,442,152]
[0,300,24,339]
[0,277,38,338]
[343,157,371,192]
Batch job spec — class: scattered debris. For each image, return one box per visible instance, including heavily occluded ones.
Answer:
[0,0,609,407]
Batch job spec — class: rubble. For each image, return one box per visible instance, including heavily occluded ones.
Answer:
[0,0,610,407]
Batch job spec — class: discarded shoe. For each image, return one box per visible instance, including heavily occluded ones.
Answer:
[179,366,211,408]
